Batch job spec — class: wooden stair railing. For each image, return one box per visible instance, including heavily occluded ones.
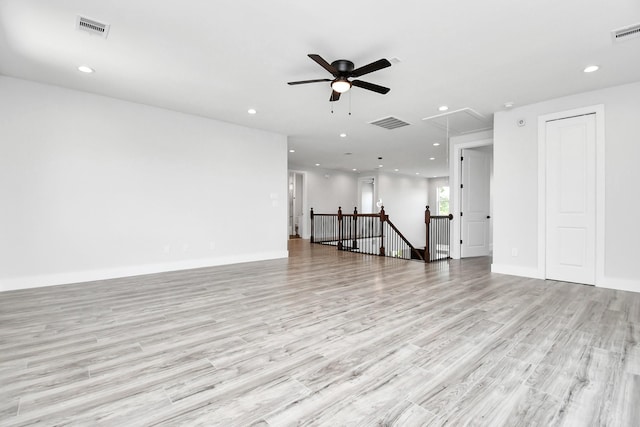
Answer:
[310,206,424,261]
[311,205,454,262]
[424,205,454,262]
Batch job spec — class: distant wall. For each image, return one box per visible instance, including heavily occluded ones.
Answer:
[375,173,429,247]
[288,165,358,238]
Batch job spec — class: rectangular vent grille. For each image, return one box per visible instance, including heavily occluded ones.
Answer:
[369,116,410,130]
[76,16,110,38]
[612,23,640,42]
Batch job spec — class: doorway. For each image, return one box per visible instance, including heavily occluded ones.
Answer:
[449,135,493,259]
[288,171,304,238]
[358,177,376,214]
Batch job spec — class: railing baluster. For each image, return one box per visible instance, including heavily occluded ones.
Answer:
[379,206,386,256]
[352,207,357,249]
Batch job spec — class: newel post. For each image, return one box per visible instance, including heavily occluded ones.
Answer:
[352,207,359,249]
[337,206,343,250]
[425,206,431,262]
[379,205,386,256]
[310,208,314,243]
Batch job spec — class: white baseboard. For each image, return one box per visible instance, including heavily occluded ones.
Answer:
[491,265,639,294]
[597,277,640,293]
[491,263,544,279]
[0,250,289,292]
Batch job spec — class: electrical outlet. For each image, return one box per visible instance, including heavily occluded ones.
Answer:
[511,248,518,257]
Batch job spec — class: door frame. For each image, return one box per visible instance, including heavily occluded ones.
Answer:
[537,105,605,284]
[288,170,308,238]
[450,136,493,259]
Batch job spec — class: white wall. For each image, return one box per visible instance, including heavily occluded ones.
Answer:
[288,165,358,238]
[493,80,640,292]
[376,172,429,247]
[0,77,288,291]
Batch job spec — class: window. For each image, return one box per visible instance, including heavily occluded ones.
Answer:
[437,186,450,215]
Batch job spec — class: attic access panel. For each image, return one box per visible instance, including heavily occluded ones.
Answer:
[422,107,493,135]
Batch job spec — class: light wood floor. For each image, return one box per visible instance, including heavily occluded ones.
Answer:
[1,240,639,426]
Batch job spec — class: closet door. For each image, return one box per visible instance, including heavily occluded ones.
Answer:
[545,114,596,285]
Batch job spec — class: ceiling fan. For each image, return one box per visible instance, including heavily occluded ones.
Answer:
[288,54,391,102]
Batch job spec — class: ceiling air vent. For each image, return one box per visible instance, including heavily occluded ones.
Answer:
[369,116,410,130]
[76,16,110,38]
[612,23,640,43]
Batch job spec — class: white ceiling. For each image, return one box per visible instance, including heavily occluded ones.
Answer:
[1,0,639,177]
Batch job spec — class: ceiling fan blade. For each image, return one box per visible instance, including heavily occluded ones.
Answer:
[308,54,338,76]
[287,79,331,85]
[350,58,392,78]
[329,90,341,102]
[352,80,390,94]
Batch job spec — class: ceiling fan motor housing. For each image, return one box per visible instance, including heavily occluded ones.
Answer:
[332,60,354,75]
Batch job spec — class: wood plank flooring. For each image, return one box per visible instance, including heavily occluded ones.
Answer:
[1,239,639,426]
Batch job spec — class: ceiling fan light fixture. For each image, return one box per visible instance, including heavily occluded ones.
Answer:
[331,77,351,93]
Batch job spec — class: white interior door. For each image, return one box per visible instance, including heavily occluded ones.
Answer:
[461,148,491,257]
[545,114,596,285]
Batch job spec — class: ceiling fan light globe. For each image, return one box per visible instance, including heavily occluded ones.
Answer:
[331,79,351,93]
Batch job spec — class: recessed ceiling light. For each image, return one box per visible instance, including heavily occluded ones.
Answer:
[433,143,440,146]
[394,169,399,172]
[583,65,599,73]
[352,168,357,171]
[433,175,437,178]
[247,108,257,114]
[378,164,383,168]
[429,157,435,160]
[340,133,347,138]
[289,149,295,153]
[504,102,514,108]
[315,163,320,166]
[415,172,420,175]
[438,105,449,112]
[77,65,94,73]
